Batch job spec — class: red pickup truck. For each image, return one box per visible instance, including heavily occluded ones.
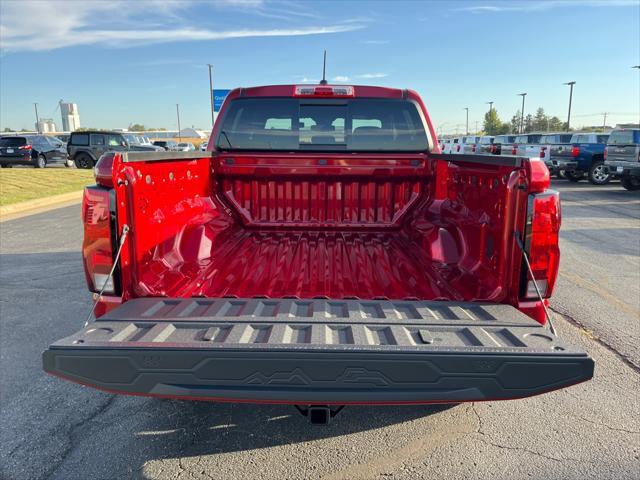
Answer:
[44,84,593,423]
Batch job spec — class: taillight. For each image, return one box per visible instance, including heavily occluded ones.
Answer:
[522,191,561,299]
[456,144,461,152]
[490,145,497,154]
[511,144,517,155]
[472,144,477,153]
[94,153,115,188]
[540,147,547,159]
[603,148,607,160]
[82,186,115,294]
[18,145,32,150]
[571,146,580,157]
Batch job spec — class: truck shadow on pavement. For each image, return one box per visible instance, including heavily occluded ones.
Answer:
[79,395,458,478]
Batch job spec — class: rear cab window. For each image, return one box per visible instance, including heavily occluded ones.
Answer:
[216,98,428,152]
[607,130,639,146]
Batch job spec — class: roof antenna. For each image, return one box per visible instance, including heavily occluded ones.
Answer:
[319,50,328,85]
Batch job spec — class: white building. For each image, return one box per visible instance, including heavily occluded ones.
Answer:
[60,102,81,131]
[36,118,56,133]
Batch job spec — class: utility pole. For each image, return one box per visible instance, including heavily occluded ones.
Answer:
[486,101,494,134]
[602,112,608,132]
[464,107,469,135]
[33,103,40,133]
[207,64,214,129]
[634,67,640,123]
[563,81,576,131]
[176,104,182,141]
[517,93,526,133]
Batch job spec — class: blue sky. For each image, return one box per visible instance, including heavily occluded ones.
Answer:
[1,0,639,134]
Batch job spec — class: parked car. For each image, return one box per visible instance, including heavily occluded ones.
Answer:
[513,133,543,158]
[476,136,495,155]
[461,135,481,155]
[0,135,71,168]
[450,137,463,154]
[67,131,128,169]
[440,138,453,154]
[200,141,209,151]
[152,140,178,151]
[123,134,164,152]
[538,133,574,177]
[492,135,517,155]
[175,142,196,152]
[553,132,610,184]
[605,126,640,191]
[44,83,593,422]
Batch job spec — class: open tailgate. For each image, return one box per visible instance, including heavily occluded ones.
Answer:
[43,298,593,404]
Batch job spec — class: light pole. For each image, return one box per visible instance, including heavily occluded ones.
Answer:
[464,107,469,135]
[563,81,576,131]
[634,67,640,123]
[207,64,214,129]
[176,104,182,141]
[517,93,526,133]
[486,101,494,134]
[33,103,40,133]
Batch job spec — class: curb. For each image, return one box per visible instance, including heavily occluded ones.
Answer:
[0,191,83,222]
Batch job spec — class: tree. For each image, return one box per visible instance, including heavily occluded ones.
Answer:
[532,107,547,132]
[483,108,504,135]
[548,116,564,132]
[3,127,14,132]
[510,110,522,134]
[129,124,146,131]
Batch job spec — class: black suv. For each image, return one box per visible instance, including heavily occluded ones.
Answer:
[67,131,128,169]
[0,135,71,168]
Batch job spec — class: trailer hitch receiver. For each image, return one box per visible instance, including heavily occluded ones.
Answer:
[295,405,345,425]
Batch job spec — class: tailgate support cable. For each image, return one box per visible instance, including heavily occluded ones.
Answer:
[84,224,130,328]
[514,231,558,337]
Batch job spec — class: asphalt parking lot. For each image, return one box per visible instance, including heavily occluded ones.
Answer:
[1,180,638,480]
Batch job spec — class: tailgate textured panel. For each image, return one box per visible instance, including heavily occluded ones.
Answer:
[44,298,593,403]
[54,298,563,351]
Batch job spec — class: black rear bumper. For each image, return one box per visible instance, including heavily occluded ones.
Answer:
[43,298,594,404]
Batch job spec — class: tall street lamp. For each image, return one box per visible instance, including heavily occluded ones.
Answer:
[464,107,469,135]
[207,64,215,129]
[33,103,40,133]
[563,81,576,131]
[176,104,182,142]
[517,93,527,133]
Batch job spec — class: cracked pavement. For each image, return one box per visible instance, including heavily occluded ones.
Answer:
[1,181,638,480]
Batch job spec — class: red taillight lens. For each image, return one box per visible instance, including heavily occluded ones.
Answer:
[571,146,580,157]
[540,147,547,159]
[490,145,497,153]
[472,144,477,153]
[18,145,32,150]
[604,149,608,160]
[523,191,561,299]
[94,153,115,188]
[82,187,114,294]
[456,144,461,152]
[511,145,517,155]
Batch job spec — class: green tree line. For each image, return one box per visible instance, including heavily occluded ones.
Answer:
[483,107,567,135]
